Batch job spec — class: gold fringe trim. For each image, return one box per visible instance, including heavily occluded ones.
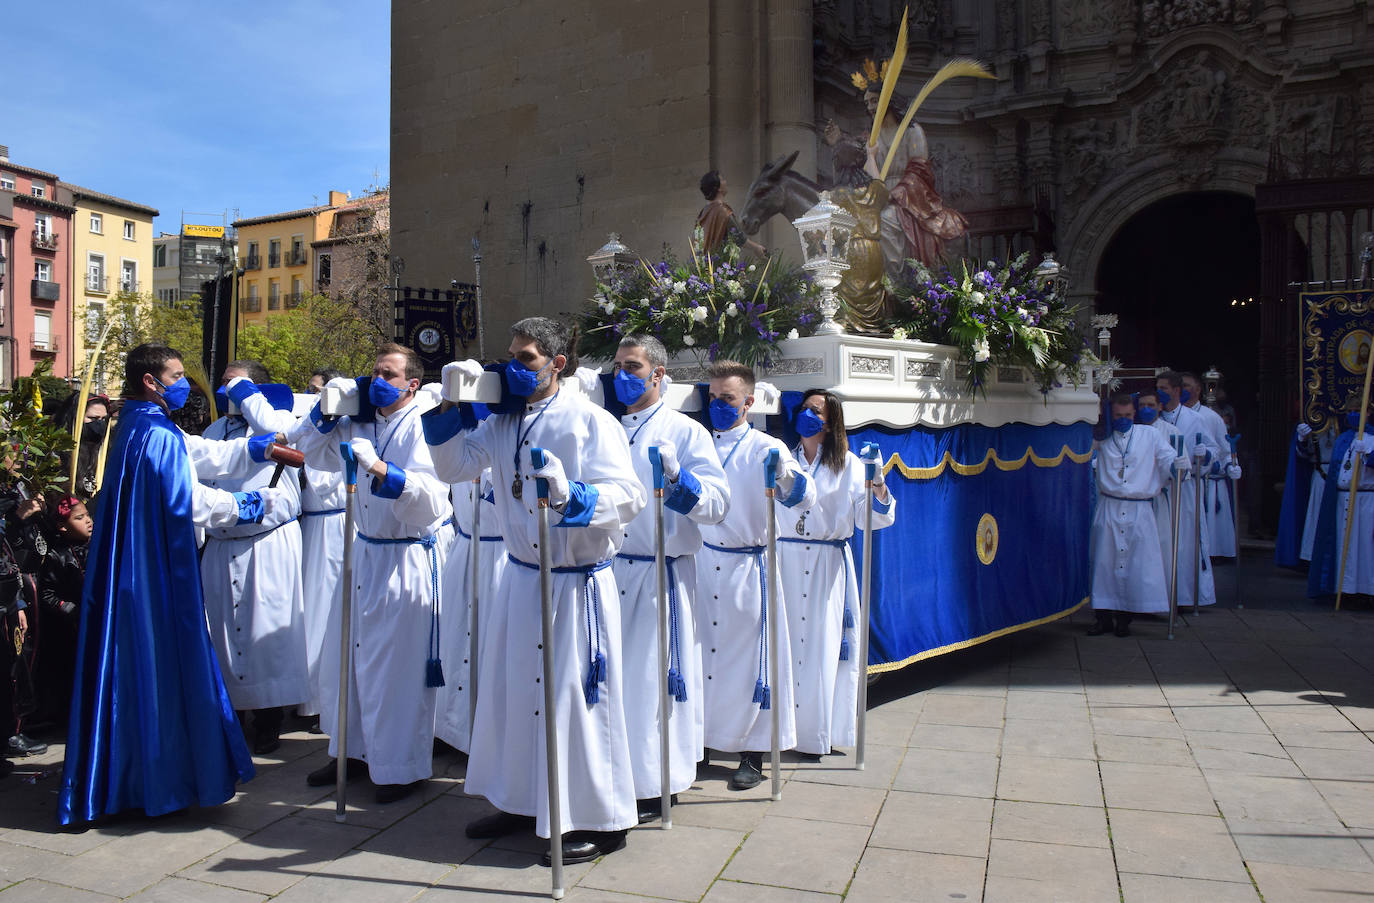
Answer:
[888,444,1093,480]
[866,597,1089,674]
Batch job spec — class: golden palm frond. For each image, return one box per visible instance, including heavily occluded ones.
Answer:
[868,8,909,148]
[863,59,880,83]
[880,57,995,180]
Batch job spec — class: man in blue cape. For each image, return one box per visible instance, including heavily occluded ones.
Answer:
[1307,409,1366,598]
[59,344,291,826]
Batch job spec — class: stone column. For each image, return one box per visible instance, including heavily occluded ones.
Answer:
[762,0,816,251]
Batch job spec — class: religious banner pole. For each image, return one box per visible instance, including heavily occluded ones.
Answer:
[1229,435,1243,609]
[764,448,782,801]
[1335,348,1374,612]
[335,443,360,822]
[531,447,565,899]
[472,237,486,360]
[649,446,673,828]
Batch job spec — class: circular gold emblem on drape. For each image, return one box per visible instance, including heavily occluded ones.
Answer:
[976,513,999,565]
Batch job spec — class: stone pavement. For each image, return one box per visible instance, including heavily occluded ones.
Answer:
[5,562,1374,902]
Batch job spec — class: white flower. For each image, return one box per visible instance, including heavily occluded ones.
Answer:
[638,297,650,308]
[600,301,616,314]
[748,264,757,272]
[593,293,607,305]
[1038,303,1049,316]
[971,291,986,305]
[726,304,739,317]
[683,335,696,346]
[672,280,687,294]
[786,328,799,340]
[973,338,991,363]
[691,306,709,322]
[892,327,908,341]
[1016,306,1029,321]
[726,280,744,298]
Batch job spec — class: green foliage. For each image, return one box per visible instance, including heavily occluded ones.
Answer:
[577,237,820,368]
[1,360,76,496]
[237,294,378,388]
[88,291,205,391]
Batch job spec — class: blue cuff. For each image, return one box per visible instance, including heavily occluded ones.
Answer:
[665,468,702,516]
[371,462,407,499]
[421,404,475,445]
[780,471,809,508]
[309,403,337,435]
[232,491,265,525]
[555,481,598,527]
[873,494,893,515]
[247,434,275,463]
[227,380,261,406]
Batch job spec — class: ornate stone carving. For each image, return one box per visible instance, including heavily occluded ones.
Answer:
[850,354,894,376]
[1060,119,1124,204]
[1141,0,1251,37]
[763,356,827,376]
[1062,0,1116,39]
[906,359,944,379]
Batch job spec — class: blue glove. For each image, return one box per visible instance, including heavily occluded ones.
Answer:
[248,434,276,463]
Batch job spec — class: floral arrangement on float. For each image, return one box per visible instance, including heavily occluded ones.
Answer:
[577,233,821,368]
[884,252,1094,396]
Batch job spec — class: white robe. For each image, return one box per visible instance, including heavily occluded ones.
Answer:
[428,390,647,838]
[1333,443,1374,594]
[1148,417,1184,582]
[1301,428,1336,561]
[1160,404,1219,607]
[238,393,346,719]
[434,474,507,754]
[1188,402,1236,558]
[611,400,730,799]
[779,446,895,755]
[296,400,452,785]
[698,422,816,753]
[195,416,309,712]
[1090,425,1176,613]
[181,432,260,527]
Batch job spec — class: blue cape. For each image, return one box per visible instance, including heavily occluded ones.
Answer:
[1307,429,1356,598]
[58,401,254,825]
[1275,431,1314,569]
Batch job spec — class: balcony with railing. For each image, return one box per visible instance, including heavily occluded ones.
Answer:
[286,248,307,266]
[86,275,109,294]
[268,251,282,268]
[31,280,60,303]
[119,279,140,293]
[284,292,304,308]
[242,296,262,313]
[31,334,58,353]
[268,293,281,311]
[242,254,262,271]
[32,232,58,252]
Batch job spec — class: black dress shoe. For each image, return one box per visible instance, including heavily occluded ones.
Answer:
[729,753,764,790]
[6,734,48,757]
[797,752,823,763]
[541,830,626,866]
[465,811,536,839]
[375,781,419,804]
[636,794,681,824]
[306,757,368,787]
[253,736,281,756]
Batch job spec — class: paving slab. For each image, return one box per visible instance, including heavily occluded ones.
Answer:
[177,814,377,895]
[580,823,742,901]
[1107,808,1249,882]
[1092,733,1196,767]
[720,815,869,894]
[843,847,985,903]
[1118,873,1260,903]
[1227,817,1374,873]
[991,799,1110,849]
[411,847,596,900]
[699,880,839,902]
[0,880,117,902]
[265,850,453,903]
[765,779,886,826]
[996,754,1102,806]
[985,838,1119,901]
[891,747,998,798]
[1100,761,1217,815]
[868,790,992,858]
[120,878,266,903]
[907,721,1003,753]
[1001,717,1097,759]
[918,692,1006,728]
[32,823,248,898]
[1248,860,1374,903]
[1205,772,1345,825]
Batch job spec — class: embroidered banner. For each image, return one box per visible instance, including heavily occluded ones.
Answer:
[394,285,478,381]
[1301,290,1374,431]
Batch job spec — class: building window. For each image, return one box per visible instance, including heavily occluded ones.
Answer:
[317,253,331,286]
[90,213,103,234]
[0,173,13,191]
[289,234,305,266]
[268,281,280,310]
[123,220,135,240]
[87,254,106,292]
[85,301,104,346]
[35,260,51,282]
[153,244,166,267]
[33,311,52,350]
[121,260,137,292]
[34,214,52,238]
[31,184,45,199]
[268,239,281,268]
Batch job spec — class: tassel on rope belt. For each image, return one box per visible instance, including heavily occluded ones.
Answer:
[780,535,858,663]
[505,555,613,705]
[356,531,444,688]
[456,522,505,541]
[616,551,688,702]
[702,541,771,710]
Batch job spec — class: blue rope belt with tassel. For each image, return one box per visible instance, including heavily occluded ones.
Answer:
[616,552,688,702]
[356,531,444,688]
[780,535,857,662]
[504,554,613,705]
[301,507,345,517]
[455,524,503,542]
[702,541,771,710]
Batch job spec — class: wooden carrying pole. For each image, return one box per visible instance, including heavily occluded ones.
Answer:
[1335,351,1374,611]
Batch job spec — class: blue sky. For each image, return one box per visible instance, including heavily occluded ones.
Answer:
[3,0,389,234]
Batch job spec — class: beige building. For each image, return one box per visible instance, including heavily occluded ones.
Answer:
[59,183,158,383]
[234,191,348,324]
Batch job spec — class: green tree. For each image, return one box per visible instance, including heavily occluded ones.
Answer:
[236,293,378,388]
[1,360,75,496]
[86,290,205,392]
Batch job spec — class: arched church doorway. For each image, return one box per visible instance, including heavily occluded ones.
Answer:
[1095,191,1262,439]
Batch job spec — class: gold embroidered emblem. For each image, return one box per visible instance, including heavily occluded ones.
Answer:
[976,513,999,565]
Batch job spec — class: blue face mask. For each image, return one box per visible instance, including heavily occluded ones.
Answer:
[1136,407,1158,425]
[1348,411,1362,430]
[1181,388,1193,404]
[709,398,742,431]
[1111,416,1133,434]
[796,408,825,438]
[369,375,405,407]
[159,376,191,411]
[214,387,229,414]
[1157,389,1172,406]
[505,358,551,397]
[613,368,649,405]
